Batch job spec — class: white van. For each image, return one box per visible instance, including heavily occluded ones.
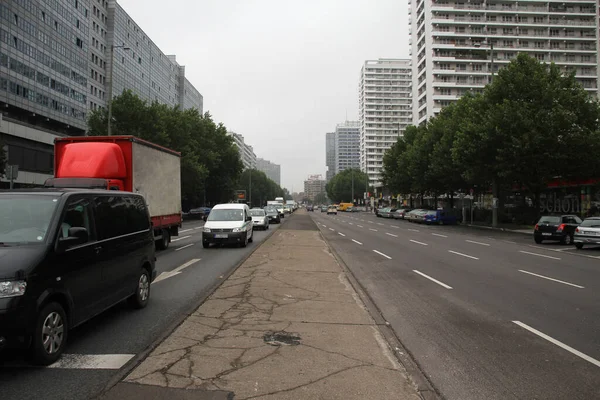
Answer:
[202,203,254,248]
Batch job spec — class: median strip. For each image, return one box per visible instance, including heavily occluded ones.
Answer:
[448,250,479,260]
[512,321,600,368]
[373,250,392,259]
[518,270,584,289]
[413,270,453,289]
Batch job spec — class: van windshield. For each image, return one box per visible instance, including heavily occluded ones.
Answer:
[0,195,59,244]
[207,209,244,222]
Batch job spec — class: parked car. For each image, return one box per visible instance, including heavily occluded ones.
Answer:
[306,205,314,211]
[264,207,281,224]
[250,208,269,230]
[0,189,156,365]
[423,210,459,225]
[202,203,254,248]
[377,208,396,218]
[406,209,427,223]
[392,208,412,219]
[574,217,600,249]
[533,214,582,244]
[327,206,338,215]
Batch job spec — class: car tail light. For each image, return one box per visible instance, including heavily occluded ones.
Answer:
[575,227,579,233]
[534,224,539,231]
[557,223,566,232]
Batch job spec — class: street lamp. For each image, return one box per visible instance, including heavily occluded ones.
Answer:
[107,43,130,136]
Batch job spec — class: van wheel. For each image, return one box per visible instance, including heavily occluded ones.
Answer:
[156,230,170,250]
[30,302,68,366]
[129,269,150,309]
[248,231,253,243]
[203,242,210,248]
[240,233,248,248]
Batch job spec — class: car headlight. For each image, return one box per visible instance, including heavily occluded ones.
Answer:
[203,227,211,233]
[232,227,245,232]
[0,280,27,298]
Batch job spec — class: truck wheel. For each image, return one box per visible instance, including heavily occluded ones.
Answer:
[203,242,210,248]
[29,302,68,366]
[156,229,170,250]
[128,268,150,309]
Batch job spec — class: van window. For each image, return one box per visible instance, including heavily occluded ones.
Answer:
[207,209,244,222]
[60,198,94,242]
[0,194,59,243]
[93,195,149,240]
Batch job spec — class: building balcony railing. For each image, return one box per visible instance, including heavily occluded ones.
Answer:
[431,17,596,27]
[431,3,596,14]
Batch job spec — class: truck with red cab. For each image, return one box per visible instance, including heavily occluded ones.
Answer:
[45,136,182,250]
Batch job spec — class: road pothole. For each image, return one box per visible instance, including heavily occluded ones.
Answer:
[263,331,301,346]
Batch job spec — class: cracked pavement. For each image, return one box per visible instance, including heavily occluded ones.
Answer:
[103,213,421,400]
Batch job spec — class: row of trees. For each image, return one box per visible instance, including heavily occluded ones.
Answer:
[88,90,250,209]
[326,168,371,203]
[237,169,286,208]
[381,54,600,215]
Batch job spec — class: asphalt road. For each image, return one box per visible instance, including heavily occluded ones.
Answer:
[0,216,288,400]
[310,210,600,400]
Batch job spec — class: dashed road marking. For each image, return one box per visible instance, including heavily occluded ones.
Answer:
[373,250,392,259]
[413,270,452,289]
[338,232,346,237]
[352,239,363,245]
[410,239,428,246]
[171,235,191,242]
[448,250,479,260]
[175,243,195,251]
[369,228,378,232]
[466,239,490,246]
[431,233,448,238]
[518,270,584,289]
[386,233,398,237]
[519,250,561,260]
[408,228,420,232]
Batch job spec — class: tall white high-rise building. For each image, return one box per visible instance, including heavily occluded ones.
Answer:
[325,132,336,182]
[256,158,281,185]
[359,59,412,187]
[228,131,256,170]
[410,0,598,126]
[334,121,361,174]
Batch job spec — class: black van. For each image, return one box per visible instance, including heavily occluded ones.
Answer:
[0,189,156,365]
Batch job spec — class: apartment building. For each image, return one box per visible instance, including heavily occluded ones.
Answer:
[229,131,257,170]
[256,157,281,185]
[334,120,360,174]
[0,0,202,187]
[359,59,412,187]
[325,131,335,181]
[410,0,598,125]
[304,174,326,202]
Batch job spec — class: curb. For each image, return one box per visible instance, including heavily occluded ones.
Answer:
[464,223,532,235]
[93,216,288,399]
[314,220,441,400]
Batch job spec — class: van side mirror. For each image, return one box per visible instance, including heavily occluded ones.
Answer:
[58,227,89,251]
[246,216,252,222]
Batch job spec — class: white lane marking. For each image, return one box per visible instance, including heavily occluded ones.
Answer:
[518,270,584,289]
[369,221,374,224]
[373,250,392,259]
[413,270,453,289]
[47,354,135,369]
[369,228,378,232]
[408,228,420,232]
[329,228,335,231]
[431,233,448,238]
[519,250,561,260]
[466,239,490,247]
[390,225,400,229]
[352,239,363,245]
[502,240,516,244]
[512,321,600,368]
[338,232,346,237]
[179,228,194,233]
[357,225,364,228]
[377,223,385,226]
[153,259,201,284]
[194,226,204,230]
[361,219,365,221]
[171,235,191,242]
[175,243,195,252]
[448,250,479,260]
[349,222,354,225]
[322,225,327,228]
[386,232,398,237]
[410,239,428,246]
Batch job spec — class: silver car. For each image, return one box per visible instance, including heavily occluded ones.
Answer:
[250,208,269,230]
[574,217,600,249]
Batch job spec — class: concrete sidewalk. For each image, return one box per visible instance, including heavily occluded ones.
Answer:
[100,212,421,400]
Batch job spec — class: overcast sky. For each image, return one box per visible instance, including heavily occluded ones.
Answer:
[119,0,409,192]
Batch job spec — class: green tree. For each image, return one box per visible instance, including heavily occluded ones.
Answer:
[314,192,328,205]
[87,90,243,208]
[237,169,285,208]
[326,168,371,203]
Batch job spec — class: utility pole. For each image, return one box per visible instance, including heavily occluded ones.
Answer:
[489,41,498,228]
[249,169,252,207]
[351,169,354,204]
[107,44,130,136]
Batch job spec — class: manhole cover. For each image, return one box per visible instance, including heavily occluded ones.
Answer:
[263,331,301,346]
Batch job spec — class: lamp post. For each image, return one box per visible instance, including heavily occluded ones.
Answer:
[107,43,130,136]
[351,169,354,204]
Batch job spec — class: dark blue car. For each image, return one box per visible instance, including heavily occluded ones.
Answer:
[423,209,458,225]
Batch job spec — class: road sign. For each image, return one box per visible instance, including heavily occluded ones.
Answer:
[235,190,246,201]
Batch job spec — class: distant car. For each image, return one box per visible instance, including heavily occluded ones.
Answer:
[377,208,397,218]
[534,214,582,245]
[306,205,314,211]
[393,208,412,219]
[320,205,328,212]
[574,217,600,249]
[188,207,211,221]
[423,210,458,225]
[250,208,269,230]
[264,207,281,224]
[202,203,254,248]
[327,206,337,215]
